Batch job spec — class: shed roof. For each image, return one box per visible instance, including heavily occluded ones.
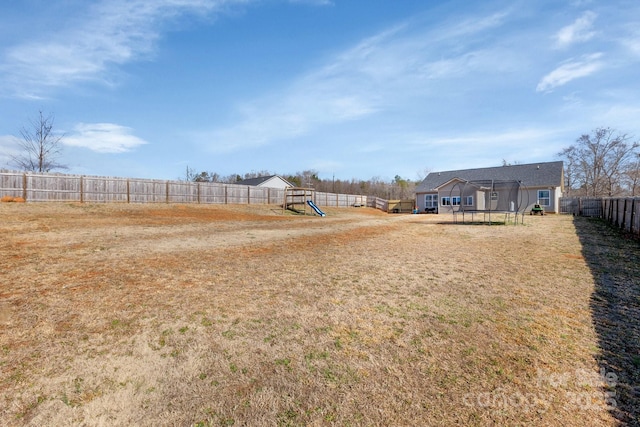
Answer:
[416,161,564,193]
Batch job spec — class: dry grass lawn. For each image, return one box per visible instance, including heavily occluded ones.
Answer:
[0,203,638,426]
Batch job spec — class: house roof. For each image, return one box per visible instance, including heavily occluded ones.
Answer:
[236,175,294,187]
[434,177,484,190]
[416,161,564,193]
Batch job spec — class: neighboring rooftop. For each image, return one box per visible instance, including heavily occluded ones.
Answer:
[235,175,294,188]
[416,161,564,192]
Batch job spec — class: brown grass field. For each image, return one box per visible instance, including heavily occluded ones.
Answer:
[1,203,638,426]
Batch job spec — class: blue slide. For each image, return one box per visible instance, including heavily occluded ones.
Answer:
[307,200,326,217]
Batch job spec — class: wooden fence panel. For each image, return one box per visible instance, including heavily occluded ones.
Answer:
[26,173,81,202]
[559,197,603,216]
[248,186,267,204]
[615,199,624,227]
[225,184,248,204]
[0,172,24,198]
[563,197,640,237]
[82,176,129,202]
[583,198,603,217]
[316,191,333,207]
[197,183,225,204]
[168,181,199,204]
[127,179,165,203]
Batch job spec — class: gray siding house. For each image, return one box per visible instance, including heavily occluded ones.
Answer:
[236,175,294,190]
[415,161,564,214]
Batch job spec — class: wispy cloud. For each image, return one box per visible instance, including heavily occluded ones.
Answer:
[554,11,597,48]
[536,53,604,92]
[204,11,511,152]
[64,123,148,153]
[0,135,21,167]
[416,128,558,149]
[0,0,229,98]
[620,25,640,57]
[437,11,509,41]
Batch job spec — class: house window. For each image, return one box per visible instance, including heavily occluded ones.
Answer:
[441,197,451,206]
[490,192,498,201]
[452,196,461,206]
[464,196,473,206]
[425,194,438,209]
[538,190,550,206]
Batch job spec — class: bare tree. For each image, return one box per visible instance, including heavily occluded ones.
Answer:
[559,127,639,197]
[623,153,640,196]
[11,111,67,172]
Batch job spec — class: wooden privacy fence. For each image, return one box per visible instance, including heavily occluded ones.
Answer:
[559,197,604,217]
[0,171,369,208]
[604,198,640,235]
[560,196,640,237]
[368,197,389,212]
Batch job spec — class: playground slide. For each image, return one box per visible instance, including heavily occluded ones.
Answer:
[307,200,326,217]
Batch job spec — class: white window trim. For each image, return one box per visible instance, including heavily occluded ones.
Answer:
[538,190,551,207]
[425,194,438,208]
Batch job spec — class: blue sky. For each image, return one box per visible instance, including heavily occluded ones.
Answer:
[1,0,639,182]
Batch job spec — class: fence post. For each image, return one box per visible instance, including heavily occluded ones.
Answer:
[127,179,130,203]
[22,173,27,201]
[80,175,84,203]
[608,199,613,223]
[578,198,582,216]
[629,197,636,234]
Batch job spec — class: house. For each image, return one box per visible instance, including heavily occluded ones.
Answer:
[235,175,294,190]
[415,161,564,214]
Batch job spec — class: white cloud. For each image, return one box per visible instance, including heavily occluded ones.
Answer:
[441,11,509,41]
[64,123,148,153]
[554,11,597,48]
[0,0,231,97]
[536,53,604,92]
[419,128,558,148]
[204,11,513,152]
[620,25,640,57]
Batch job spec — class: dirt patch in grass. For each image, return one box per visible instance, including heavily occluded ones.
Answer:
[0,203,633,426]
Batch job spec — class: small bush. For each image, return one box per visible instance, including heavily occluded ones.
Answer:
[1,196,26,203]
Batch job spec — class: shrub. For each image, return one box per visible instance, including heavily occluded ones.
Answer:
[1,196,26,203]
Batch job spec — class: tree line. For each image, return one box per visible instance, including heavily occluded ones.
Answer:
[558,127,640,197]
[184,166,417,200]
[7,112,640,198]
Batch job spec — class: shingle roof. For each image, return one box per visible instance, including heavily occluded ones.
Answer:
[415,161,564,193]
[235,175,294,187]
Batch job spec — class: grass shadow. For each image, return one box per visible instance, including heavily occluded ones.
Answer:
[573,216,640,425]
